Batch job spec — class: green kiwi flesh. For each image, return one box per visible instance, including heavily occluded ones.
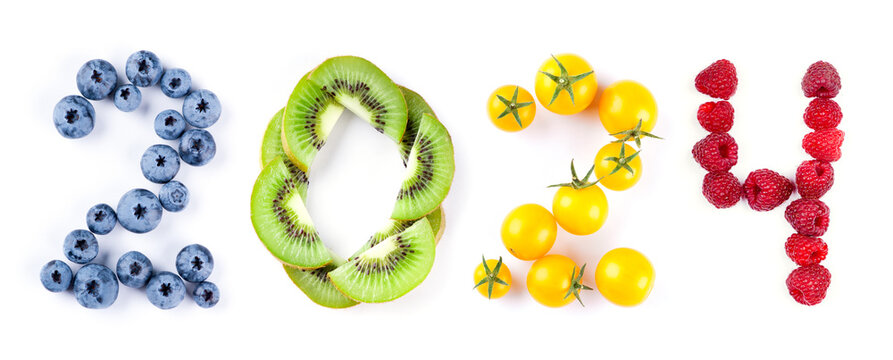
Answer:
[261,107,286,168]
[250,156,331,268]
[391,114,455,220]
[328,218,436,303]
[397,86,435,165]
[281,72,345,171]
[307,56,407,143]
[283,254,358,309]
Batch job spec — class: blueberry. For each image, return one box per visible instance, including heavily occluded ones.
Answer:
[116,251,153,288]
[63,229,98,264]
[86,203,117,235]
[159,181,189,212]
[146,271,186,309]
[141,144,180,184]
[113,84,141,112]
[52,95,94,139]
[76,59,118,100]
[192,281,219,308]
[154,109,187,140]
[125,50,163,87]
[40,260,73,292]
[116,189,163,234]
[176,244,213,283]
[182,89,221,128]
[160,68,191,98]
[178,129,216,166]
[73,263,118,309]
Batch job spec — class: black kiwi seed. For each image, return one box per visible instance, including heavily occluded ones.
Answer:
[397,137,436,200]
[270,163,316,243]
[352,236,413,275]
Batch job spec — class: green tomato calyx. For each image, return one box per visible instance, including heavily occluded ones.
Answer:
[473,255,509,299]
[539,54,593,106]
[611,120,663,148]
[564,263,593,307]
[496,86,534,128]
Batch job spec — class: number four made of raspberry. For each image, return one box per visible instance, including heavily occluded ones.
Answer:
[693,59,842,306]
[250,56,454,307]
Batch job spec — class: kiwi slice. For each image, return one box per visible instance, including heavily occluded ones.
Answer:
[281,72,346,171]
[250,156,331,268]
[260,107,286,168]
[397,86,435,165]
[391,114,455,220]
[283,254,358,309]
[307,56,407,142]
[347,206,445,261]
[329,218,436,303]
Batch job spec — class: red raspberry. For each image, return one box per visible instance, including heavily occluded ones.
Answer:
[784,199,830,236]
[742,169,794,211]
[702,171,742,209]
[784,234,828,266]
[801,61,841,98]
[803,98,842,130]
[803,129,845,162]
[786,264,831,306]
[697,101,734,133]
[695,59,738,100]
[692,133,738,172]
[796,160,834,199]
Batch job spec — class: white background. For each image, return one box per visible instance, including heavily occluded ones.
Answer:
[1,1,890,358]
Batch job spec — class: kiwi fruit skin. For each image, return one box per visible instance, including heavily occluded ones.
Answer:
[328,218,436,303]
[307,56,408,144]
[261,107,286,168]
[391,113,455,220]
[281,71,345,172]
[397,86,435,165]
[283,254,358,309]
[426,206,445,245]
[250,156,331,269]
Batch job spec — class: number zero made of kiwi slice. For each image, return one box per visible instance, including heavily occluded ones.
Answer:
[281,56,408,171]
[250,156,332,269]
[328,218,437,303]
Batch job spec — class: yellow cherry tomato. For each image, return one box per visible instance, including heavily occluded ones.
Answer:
[595,248,655,307]
[473,257,512,299]
[598,80,658,138]
[552,185,608,236]
[535,54,597,115]
[501,204,557,261]
[594,142,642,191]
[527,254,590,307]
[487,85,536,132]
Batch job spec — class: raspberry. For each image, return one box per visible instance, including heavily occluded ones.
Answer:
[697,101,734,133]
[786,264,831,306]
[801,61,841,98]
[695,59,738,100]
[803,98,842,130]
[803,128,845,162]
[692,133,738,172]
[784,199,830,236]
[742,169,794,211]
[784,234,828,266]
[702,171,741,209]
[796,160,834,199]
